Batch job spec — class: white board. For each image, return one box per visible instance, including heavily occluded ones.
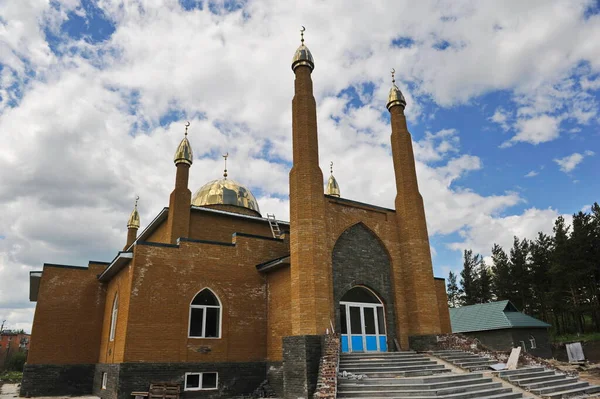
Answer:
[506,346,521,370]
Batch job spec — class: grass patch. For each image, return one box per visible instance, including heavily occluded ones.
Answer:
[552,332,600,343]
[0,370,23,383]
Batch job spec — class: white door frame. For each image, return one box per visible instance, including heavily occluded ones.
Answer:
[341,301,386,352]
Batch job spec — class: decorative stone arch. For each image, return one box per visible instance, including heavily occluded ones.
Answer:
[332,223,397,350]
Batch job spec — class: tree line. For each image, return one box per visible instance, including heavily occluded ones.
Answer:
[446,203,600,335]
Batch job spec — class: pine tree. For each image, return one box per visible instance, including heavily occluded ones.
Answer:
[529,232,553,322]
[460,249,479,305]
[447,271,461,308]
[478,260,493,303]
[491,243,512,300]
[509,236,530,312]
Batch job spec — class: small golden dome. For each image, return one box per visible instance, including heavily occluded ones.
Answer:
[127,198,141,229]
[292,26,314,71]
[387,68,407,110]
[326,175,340,197]
[325,161,340,197]
[174,122,193,165]
[192,178,261,216]
[174,136,193,165]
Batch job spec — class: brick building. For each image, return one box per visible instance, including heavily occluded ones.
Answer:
[22,34,451,399]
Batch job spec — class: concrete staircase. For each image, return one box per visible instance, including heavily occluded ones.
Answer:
[432,350,497,371]
[338,352,525,398]
[499,367,600,398]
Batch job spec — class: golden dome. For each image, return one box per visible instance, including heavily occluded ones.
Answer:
[174,136,193,165]
[127,198,141,229]
[292,27,314,71]
[326,175,340,197]
[387,69,406,110]
[191,178,261,215]
[325,161,340,197]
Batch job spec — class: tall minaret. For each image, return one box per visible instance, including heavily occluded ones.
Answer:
[387,69,441,335]
[289,27,330,335]
[166,122,193,244]
[124,196,140,250]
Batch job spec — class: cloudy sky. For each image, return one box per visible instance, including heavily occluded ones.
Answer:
[1,0,599,333]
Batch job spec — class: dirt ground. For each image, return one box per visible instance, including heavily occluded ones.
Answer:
[0,384,99,399]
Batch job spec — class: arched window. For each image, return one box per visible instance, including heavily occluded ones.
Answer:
[109,294,118,341]
[189,289,221,338]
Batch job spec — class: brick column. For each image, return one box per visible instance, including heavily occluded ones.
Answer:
[166,163,191,244]
[289,65,330,335]
[282,335,323,399]
[389,104,441,336]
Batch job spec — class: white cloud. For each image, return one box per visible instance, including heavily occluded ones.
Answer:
[490,107,511,131]
[502,114,562,147]
[554,151,594,173]
[524,170,539,178]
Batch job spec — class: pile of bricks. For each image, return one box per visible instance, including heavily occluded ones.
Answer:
[313,334,340,399]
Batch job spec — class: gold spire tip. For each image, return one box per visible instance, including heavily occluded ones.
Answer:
[184,121,190,136]
[301,26,305,45]
[222,152,229,178]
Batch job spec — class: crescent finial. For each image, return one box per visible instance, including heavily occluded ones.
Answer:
[184,121,190,136]
[300,26,305,44]
[391,68,396,84]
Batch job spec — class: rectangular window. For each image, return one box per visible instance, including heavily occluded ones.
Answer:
[340,305,347,334]
[189,308,204,337]
[377,307,386,334]
[349,307,362,334]
[205,308,220,338]
[101,372,107,389]
[184,372,218,391]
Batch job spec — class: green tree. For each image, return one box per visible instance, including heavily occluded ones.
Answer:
[460,249,480,305]
[491,243,513,300]
[509,236,530,312]
[477,261,493,303]
[529,232,553,323]
[447,271,461,308]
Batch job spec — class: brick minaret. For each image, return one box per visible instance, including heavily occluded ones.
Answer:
[387,71,441,335]
[124,196,140,249]
[289,31,330,335]
[166,123,193,244]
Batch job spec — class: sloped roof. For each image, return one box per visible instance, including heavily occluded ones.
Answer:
[450,300,551,333]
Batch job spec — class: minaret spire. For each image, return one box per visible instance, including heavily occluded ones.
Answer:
[387,69,441,335]
[166,122,192,244]
[289,27,330,335]
[124,196,141,249]
[325,161,340,197]
[222,152,228,178]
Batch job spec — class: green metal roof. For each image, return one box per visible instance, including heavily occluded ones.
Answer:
[450,300,551,333]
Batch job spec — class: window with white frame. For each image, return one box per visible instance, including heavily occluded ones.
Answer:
[101,372,107,389]
[184,372,218,391]
[529,334,537,349]
[189,289,221,338]
[109,294,118,341]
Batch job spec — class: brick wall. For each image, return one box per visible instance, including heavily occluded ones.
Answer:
[331,223,397,348]
[283,335,322,399]
[20,363,96,397]
[313,334,340,399]
[434,278,452,334]
[27,263,106,365]
[122,235,287,363]
[266,267,291,361]
[93,363,120,399]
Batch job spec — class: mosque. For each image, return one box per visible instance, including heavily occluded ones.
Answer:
[22,31,451,399]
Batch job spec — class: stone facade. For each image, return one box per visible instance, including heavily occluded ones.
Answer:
[23,39,451,399]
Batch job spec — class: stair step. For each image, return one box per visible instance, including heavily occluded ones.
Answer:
[338,382,504,397]
[338,378,494,391]
[524,377,577,390]
[507,370,556,381]
[542,384,600,398]
[337,386,514,399]
[499,367,545,377]
[531,381,589,395]
[514,374,567,387]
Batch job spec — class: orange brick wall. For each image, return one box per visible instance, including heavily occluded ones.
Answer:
[98,261,134,363]
[121,235,288,363]
[266,267,291,361]
[435,278,452,334]
[28,263,106,365]
[189,210,276,243]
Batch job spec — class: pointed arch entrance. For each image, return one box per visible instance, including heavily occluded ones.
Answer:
[340,287,387,352]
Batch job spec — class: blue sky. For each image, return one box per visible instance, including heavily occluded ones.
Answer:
[0,0,599,332]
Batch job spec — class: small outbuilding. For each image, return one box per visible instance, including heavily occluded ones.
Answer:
[450,300,552,358]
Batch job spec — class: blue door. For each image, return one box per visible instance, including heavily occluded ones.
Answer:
[340,302,387,353]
